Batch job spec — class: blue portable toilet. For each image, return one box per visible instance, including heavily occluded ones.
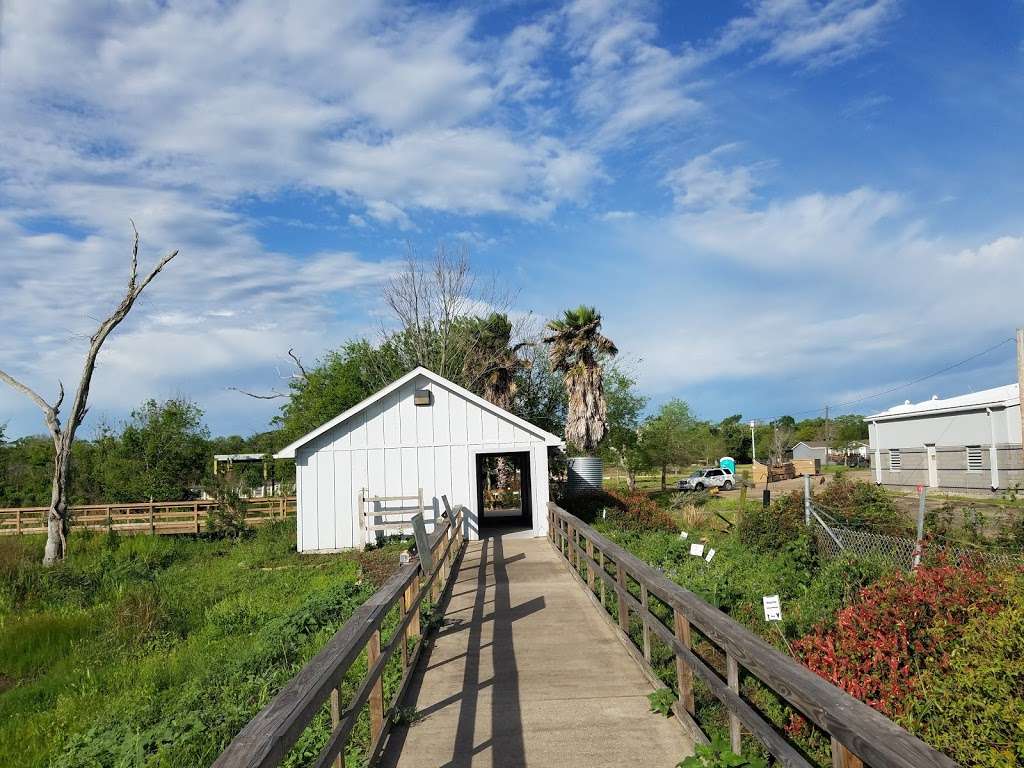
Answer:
[719,456,736,474]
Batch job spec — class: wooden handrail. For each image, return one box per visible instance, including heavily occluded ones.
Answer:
[548,503,957,768]
[214,506,466,768]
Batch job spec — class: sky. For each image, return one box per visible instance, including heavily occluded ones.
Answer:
[1,0,1023,439]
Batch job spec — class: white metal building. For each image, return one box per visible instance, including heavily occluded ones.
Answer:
[866,383,1024,492]
[275,367,563,553]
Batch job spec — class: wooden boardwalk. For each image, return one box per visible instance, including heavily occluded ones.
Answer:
[378,534,692,768]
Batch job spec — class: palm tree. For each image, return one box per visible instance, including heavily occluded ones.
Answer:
[543,306,618,453]
[463,313,532,411]
[463,313,532,492]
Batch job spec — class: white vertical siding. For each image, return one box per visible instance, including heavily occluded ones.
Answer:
[293,374,554,551]
[316,451,336,550]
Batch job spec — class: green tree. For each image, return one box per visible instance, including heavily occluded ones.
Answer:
[640,400,697,490]
[100,398,210,502]
[461,313,532,411]
[599,366,649,490]
[512,344,566,437]
[274,340,400,446]
[716,414,751,462]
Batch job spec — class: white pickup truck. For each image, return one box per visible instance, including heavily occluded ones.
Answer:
[677,467,734,491]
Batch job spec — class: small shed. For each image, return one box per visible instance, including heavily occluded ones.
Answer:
[275,367,563,552]
[792,441,829,464]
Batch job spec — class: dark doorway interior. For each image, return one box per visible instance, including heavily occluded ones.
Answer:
[475,451,532,529]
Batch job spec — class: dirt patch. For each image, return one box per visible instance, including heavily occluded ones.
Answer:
[356,548,403,587]
[0,674,16,694]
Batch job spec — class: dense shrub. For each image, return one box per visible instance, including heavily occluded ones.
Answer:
[813,476,906,534]
[563,488,678,533]
[900,573,1024,767]
[737,492,804,554]
[792,560,1005,718]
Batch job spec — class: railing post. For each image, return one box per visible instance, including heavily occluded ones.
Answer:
[616,561,628,631]
[407,580,420,639]
[194,502,200,534]
[599,550,606,607]
[673,609,695,717]
[330,688,343,768]
[727,652,741,753]
[400,582,412,670]
[15,509,21,535]
[640,584,651,662]
[149,502,156,535]
[367,629,384,745]
[831,738,864,768]
[585,538,595,591]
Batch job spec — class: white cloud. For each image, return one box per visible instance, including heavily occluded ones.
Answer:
[709,0,899,68]
[947,236,1024,268]
[566,0,703,145]
[664,145,765,210]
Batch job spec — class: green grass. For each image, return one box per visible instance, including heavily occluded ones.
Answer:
[0,526,410,768]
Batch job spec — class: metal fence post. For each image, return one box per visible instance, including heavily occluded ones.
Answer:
[913,486,926,569]
[803,474,811,527]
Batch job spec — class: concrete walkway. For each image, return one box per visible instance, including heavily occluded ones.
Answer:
[379,534,692,768]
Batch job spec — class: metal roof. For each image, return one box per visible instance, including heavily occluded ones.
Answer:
[865,383,1019,421]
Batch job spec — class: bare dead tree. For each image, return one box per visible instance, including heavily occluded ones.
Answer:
[228,348,308,399]
[378,242,528,390]
[0,224,177,564]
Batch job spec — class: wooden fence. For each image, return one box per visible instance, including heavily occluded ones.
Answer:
[548,503,956,768]
[0,497,296,537]
[213,506,465,768]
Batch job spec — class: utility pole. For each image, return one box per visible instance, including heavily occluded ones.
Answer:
[1017,329,1024,450]
[749,420,758,464]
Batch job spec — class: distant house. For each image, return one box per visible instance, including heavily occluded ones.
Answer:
[792,441,829,464]
[865,384,1023,492]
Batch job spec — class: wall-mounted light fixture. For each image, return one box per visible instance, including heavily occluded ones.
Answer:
[414,389,432,406]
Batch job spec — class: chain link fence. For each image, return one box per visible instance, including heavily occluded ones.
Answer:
[811,503,1024,571]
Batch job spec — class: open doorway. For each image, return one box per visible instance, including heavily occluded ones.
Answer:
[475,451,532,530]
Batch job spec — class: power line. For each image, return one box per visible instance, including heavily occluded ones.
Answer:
[747,336,1015,425]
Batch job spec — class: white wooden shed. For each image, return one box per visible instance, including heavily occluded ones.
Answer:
[275,367,563,553]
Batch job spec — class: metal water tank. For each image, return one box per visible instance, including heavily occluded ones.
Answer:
[567,456,603,495]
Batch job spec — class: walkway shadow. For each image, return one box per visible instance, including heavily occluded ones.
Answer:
[380,533,544,768]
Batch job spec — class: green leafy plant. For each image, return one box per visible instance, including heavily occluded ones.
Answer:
[900,573,1024,767]
[737,492,804,554]
[677,737,767,768]
[792,559,1004,719]
[392,705,421,726]
[648,687,677,717]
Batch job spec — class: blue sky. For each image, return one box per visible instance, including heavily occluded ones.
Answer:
[1,0,1023,438]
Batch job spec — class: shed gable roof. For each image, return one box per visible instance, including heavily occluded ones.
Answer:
[275,366,563,458]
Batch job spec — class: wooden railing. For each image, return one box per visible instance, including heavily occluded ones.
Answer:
[214,506,466,768]
[0,497,296,536]
[548,503,957,768]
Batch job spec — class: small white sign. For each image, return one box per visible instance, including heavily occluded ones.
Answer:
[602,509,607,519]
[679,531,689,539]
[763,595,782,622]
[689,542,705,557]
[704,548,716,563]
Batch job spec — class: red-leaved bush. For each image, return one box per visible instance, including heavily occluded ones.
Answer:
[791,559,1005,719]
